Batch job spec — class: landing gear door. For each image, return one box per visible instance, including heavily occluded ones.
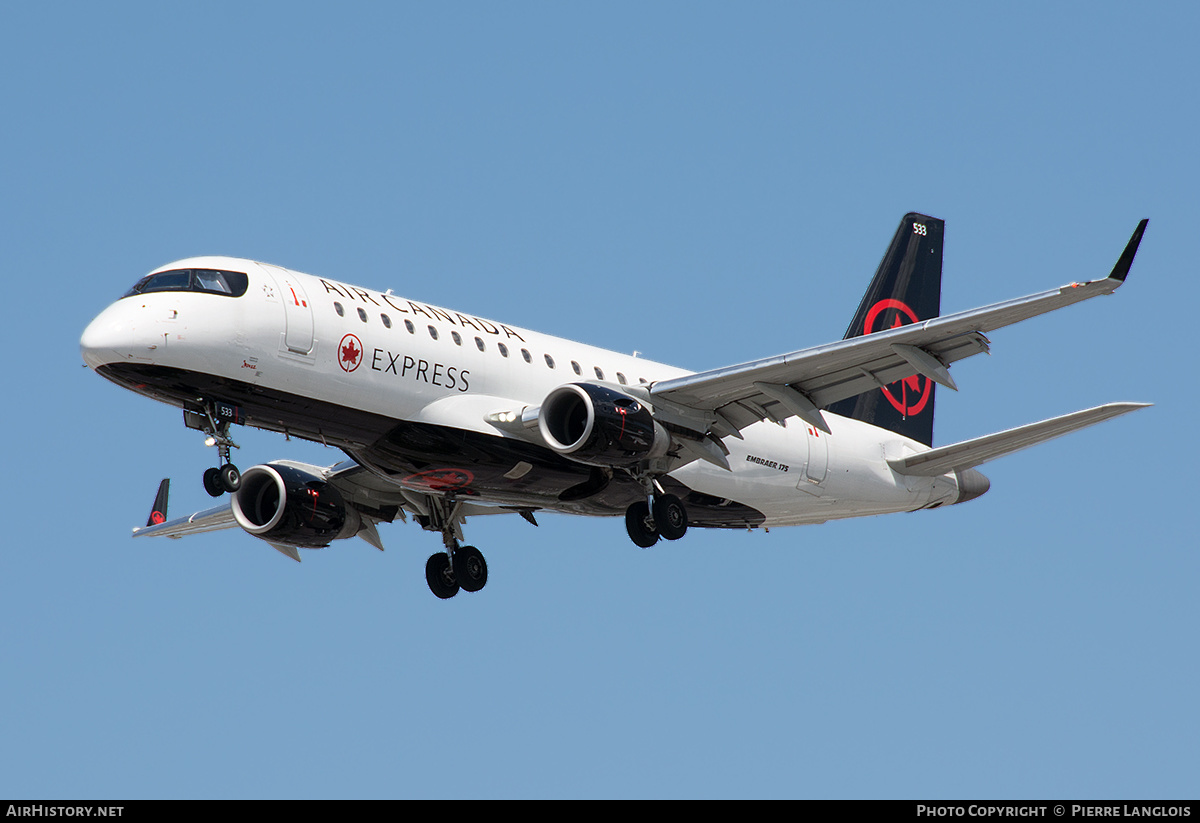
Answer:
[257,263,314,355]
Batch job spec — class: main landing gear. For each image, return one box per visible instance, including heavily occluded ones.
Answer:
[425,545,488,599]
[419,496,489,599]
[624,485,688,548]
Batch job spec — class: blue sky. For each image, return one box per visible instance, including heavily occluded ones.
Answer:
[3,2,1196,799]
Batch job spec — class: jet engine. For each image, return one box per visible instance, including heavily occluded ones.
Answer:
[231,463,361,548]
[538,383,669,467]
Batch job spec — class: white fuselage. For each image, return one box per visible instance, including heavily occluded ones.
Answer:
[81,256,963,526]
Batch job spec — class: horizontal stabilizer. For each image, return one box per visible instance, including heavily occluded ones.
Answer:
[889,402,1151,477]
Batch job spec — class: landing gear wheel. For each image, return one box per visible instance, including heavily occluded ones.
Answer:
[625,500,659,548]
[454,546,488,593]
[218,463,241,493]
[426,553,460,599]
[653,494,688,541]
[203,467,225,498]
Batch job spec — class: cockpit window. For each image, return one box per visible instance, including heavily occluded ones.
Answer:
[123,268,249,299]
[138,270,191,293]
[194,269,235,294]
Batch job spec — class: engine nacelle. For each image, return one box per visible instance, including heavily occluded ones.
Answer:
[231,464,360,549]
[538,383,669,467]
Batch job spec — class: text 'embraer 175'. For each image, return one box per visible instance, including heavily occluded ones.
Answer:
[81,214,1150,599]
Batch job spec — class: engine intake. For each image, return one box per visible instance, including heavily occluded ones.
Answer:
[538,383,669,467]
[231,464,360,548]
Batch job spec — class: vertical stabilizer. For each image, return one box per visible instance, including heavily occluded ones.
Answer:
[824,213,944,446]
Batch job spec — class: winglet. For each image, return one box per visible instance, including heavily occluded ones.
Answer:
[145,479,170,527]
[1108,219,1148,283]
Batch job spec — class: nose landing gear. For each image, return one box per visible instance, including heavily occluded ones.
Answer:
[186,401,242,497]
[202,462,241,497]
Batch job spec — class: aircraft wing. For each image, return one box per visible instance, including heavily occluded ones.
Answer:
[127,461,384,541]
[132,502,237,539]
[130,459,533,561]
[650,220,1147,436]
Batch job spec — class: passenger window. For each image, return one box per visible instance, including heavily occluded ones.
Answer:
[475,337,485,352]
[594,367,604,380]
[334,302,344,317]
[428,326,438,340]
[452,331,462,346]
[358,308,368,323]
[404,319,415,333]
[616,372,627,385]
[545,354,555,369]
[381,314,392,328]
[521,349,532,363]
[499,343,509,358]
[571,361,582,375]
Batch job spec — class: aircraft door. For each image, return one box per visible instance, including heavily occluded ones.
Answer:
[258,263,314,355]
[797,425,828,493]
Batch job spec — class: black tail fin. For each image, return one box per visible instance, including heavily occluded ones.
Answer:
[824,212,944,446]
[146,479,170,527]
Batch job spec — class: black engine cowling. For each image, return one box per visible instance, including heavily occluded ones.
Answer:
[537,383,669,467]
[231,464,360,548]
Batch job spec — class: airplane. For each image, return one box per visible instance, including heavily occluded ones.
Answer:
[80,213,1150,599]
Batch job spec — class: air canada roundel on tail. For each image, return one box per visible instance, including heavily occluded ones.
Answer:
[863,297,933,417]
[824,213,944,446]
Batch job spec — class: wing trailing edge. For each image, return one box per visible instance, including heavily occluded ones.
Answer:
[888,402,1151,477]
[650,219,1149,438]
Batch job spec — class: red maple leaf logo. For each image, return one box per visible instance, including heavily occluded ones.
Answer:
[338,334,363,372]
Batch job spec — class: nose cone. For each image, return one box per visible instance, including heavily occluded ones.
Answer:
[80,301,131,370]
